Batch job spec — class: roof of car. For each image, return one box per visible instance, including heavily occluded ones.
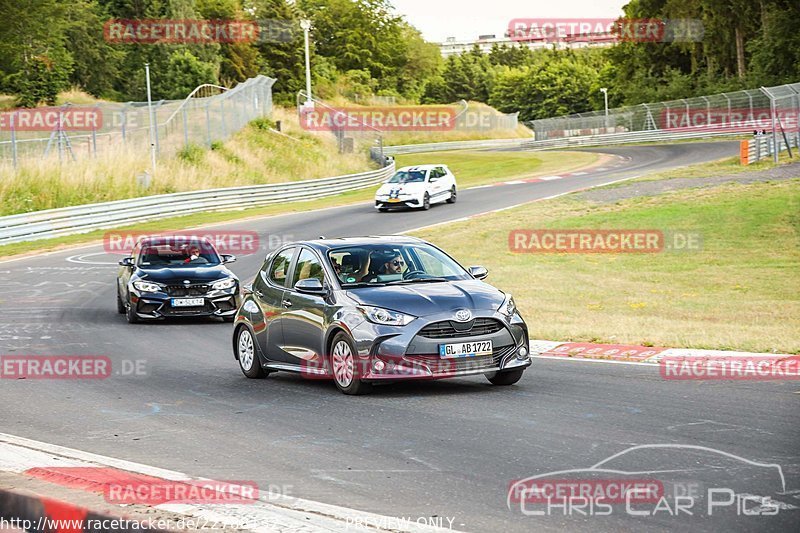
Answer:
[300,236,426,252]
[396,165,445,172]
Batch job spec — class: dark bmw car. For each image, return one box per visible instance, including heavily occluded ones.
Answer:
[232,236,531,395]
[116,236,241,323]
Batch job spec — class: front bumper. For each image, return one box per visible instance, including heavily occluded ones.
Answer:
[346,310,531,381]
[375,197,423,209]
[131,287,241,320]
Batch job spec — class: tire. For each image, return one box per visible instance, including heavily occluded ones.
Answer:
[446,186,457,204]
[330,332,372,395]
[377,207,388,212]
[116,288,126,314]
[486,368,525,386]
[125,296,139,324]
[421,193,431,210]
[236,326,266,379]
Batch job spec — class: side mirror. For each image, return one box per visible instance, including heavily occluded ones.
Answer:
[242,283,254,296]
[469,266,488,280]
[295,278,326,294]
[222,254,237,264]
[119,257,134,267]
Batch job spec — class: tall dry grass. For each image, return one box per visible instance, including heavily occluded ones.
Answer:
[0,106,372,216]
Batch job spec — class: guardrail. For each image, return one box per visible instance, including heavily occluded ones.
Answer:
[384,128,745,156]
[740,135,798,164]
[0,163,395,245]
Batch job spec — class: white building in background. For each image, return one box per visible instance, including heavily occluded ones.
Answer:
[437,33,616,58]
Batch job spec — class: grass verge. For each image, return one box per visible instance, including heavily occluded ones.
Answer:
[0,150,600,259]
[394,150,600,188]
[413,178,800,354]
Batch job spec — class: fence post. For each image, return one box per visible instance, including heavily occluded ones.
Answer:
[10,111,17,169]
[760,87,779,163]
[182,106,189,148]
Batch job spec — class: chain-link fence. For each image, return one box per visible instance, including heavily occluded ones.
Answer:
[527,82,800,161]
[296,91,386,165]
[0,75,275,168]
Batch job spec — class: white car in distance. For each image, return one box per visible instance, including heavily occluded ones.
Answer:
[374,165,457,212]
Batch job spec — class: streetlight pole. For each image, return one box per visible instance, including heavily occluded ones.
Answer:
[300,19,313,105]
[600,87,609,132]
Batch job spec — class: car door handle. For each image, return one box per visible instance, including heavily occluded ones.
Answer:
[282,299,293,308]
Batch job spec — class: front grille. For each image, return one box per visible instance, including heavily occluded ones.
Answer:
[411,345,514,374]
[166,284,209,297]
[418,318,503,339]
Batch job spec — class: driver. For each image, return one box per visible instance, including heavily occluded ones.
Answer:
[184,245,202,263]
[360,251,405,282]
[383,253,405,275]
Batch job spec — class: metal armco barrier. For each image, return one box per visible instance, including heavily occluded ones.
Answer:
[740,135,798,165]
[0,488,166,532]
[0,163,395,245]
[384,128,747,156]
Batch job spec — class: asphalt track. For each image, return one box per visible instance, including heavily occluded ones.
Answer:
[1,141,798,532]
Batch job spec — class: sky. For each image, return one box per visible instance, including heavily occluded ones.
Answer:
[389,0,630,42]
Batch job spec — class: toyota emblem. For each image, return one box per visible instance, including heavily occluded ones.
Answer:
[454,309,472,322]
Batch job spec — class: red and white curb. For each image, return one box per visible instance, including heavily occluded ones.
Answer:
[0,433,460,533]
[531,340,796,366]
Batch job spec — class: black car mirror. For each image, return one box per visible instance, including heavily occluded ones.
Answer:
[222,254,237,264]
[469,266,488,280]
[119,257,134,267]
[295,278,326,294]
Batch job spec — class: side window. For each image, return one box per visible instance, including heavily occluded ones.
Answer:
[429,169,440,181]
[268,247,295,287]
[292,248,325,286]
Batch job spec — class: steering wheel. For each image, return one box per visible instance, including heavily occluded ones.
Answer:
[402,269,428,280]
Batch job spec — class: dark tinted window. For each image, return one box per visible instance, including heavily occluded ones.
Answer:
[269,248,295,286]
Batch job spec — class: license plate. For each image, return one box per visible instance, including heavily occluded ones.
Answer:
[439,340,493,359]
[388,198,401,203]
[171,298,204,307]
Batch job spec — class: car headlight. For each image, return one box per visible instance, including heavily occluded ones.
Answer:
[358,306,415,326]
[133,280,162,293]
[498,294,516,318]
[212,277,237,291]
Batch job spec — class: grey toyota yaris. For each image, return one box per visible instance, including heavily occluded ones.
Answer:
[232,236,531,395]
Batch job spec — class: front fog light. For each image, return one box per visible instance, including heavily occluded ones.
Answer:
[373,360,386,372]
[517,346,529,360]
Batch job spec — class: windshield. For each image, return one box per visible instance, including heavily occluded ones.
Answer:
[329,243,471,287]
[137,239,221,267]
[387,170,427,184]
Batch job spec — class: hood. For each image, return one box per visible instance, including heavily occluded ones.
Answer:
[346,280,505,317]
[136,264,234,284]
